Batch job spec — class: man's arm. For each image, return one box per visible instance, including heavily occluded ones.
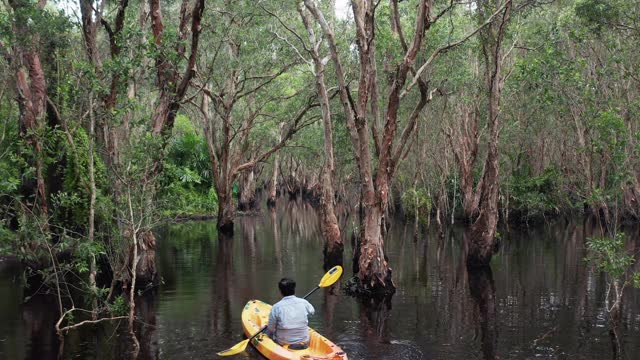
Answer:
[267,306,278,337]
[305,301,315,316]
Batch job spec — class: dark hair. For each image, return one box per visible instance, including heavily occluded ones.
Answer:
[278,278,296,296]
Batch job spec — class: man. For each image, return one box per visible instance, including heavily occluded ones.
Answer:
[267,278,315,349]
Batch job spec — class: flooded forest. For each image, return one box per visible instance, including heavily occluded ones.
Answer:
[1,0,639,359]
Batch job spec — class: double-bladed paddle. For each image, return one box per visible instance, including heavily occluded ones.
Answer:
[217,265,343,357]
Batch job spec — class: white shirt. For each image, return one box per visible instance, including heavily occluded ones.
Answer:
[267,295,315,344]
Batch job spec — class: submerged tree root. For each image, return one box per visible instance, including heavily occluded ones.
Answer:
[342,276,396,299]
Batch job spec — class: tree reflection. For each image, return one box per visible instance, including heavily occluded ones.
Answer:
[322,281,340,336]
[133,291,159,360]
[211,232,234,336]
[270,207,283,273]
[358,296,393,344]
[22,295,59,360]
[467,264,498,360]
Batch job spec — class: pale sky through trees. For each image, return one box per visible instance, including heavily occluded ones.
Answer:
[335,0,351,20]
[54,0,352,21]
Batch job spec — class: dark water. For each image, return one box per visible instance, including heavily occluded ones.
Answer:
[2,200,640,359]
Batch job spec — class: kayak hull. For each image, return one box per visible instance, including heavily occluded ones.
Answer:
[241,299,348,360]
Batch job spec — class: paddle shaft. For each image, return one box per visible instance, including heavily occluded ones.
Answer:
[247,325,269,344]
[302,286,320,300]
[246,285,320,342]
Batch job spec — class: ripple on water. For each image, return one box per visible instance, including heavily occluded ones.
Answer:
[336,337,426,360]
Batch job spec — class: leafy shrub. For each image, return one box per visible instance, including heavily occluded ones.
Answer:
[159,116,218,217]
[401,188,432,223]
[508,167,565,221]
[586,233,635,281]
[160,184,218,217]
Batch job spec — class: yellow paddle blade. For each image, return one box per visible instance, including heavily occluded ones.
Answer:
[216,338,250,356]
[318,265,343,288]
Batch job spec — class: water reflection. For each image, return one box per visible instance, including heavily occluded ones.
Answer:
[22,295,59,360]
[212,232,234,338]
[2,205,640,359]
[322,282,340,336]
[133,292,159,360]
[467,265,497,360]
[359,297,392,344]
[270,208,283,273]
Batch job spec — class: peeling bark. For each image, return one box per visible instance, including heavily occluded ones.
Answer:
[134,230,157,285]
[299,3,343,270]
[467,0,512,267]
[9,0,50,217]
[238,169,258,211]
[305,0,433,294]
[267,124,284,208]
[446,105,482,219]
[217,191,235,234]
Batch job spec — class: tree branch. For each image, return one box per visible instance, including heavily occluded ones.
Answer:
[175,0,205,100]
[401,0,510,99]
[233,99,320,173]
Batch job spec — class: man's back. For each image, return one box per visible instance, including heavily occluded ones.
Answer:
[268,295,315,345]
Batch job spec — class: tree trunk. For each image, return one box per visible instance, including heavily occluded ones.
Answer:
[319,121,343,271]
[88,92,98,319]
[267,124,284,208]
[467,0,511,267]
[267,162,279,208]
[468,128,501,266]
[217,191,235,234]
[356,201,394,295]
[134,230,157,285]
[318,93,343,270]
[299,4,343,270]
[127,0,205,287]
[304,0,431,296]
[238,169,258,211]
[447,105,482,219]
[609,280,624,359]
[10,0,50,217]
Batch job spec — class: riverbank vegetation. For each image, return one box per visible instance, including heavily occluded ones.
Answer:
[0,0,638,348]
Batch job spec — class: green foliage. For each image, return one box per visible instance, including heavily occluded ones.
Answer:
[8,1,73,50]
[580,110,631,208]
[586,233,637,283]
[160,184,218,218]
[0,106,21,198]
[634,272,640,288]
[508,168,565,220]
[401,188,432,223]
[0,225,14,255]
[165,116,210,185]
[588,111,627,158]
[49,127,107,228]
[575,0,623,32]
[109,295,129,317]
[11,212,52,264]
[159,116,217,217]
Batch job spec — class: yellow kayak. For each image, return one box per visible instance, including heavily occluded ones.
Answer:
[242,300,348,360]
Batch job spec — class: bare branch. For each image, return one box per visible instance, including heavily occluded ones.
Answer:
[401,0,511,99]
[237,63,297,99]
[260,3,310,53]
[56,307,127,335]
[233,99,320,173]
[176,0,205,100]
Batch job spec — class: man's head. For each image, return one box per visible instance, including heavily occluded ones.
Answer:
[278,278,296,297]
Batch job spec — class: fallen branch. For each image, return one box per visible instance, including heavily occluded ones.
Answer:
[55,307,128,335]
